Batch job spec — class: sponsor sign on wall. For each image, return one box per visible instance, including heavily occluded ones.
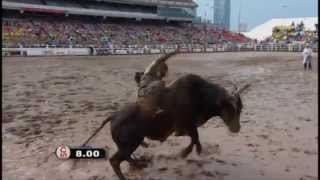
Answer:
[206,48,214,52]
[115,49,128,55]
[2,48,90,56]
[164,49,176,53]
[95,48,113,55]
[179,48,189,53]
[193,48,202,52]
[150,49,161,54]
[132,49,144,54]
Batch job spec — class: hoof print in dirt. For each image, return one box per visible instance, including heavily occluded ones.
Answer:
[215,158,226,165]
[231,163,238,166]
[201,170,216,177]
[292,147,301,152]
[186,159,204,167]
[88,175,106,180]
[304,118,312,122]
[158,167,168,172]
[303,150,317,155]
[173,168,183,176]
[214,171,229,177]
[257,134,269,139]
[300,175,317,180]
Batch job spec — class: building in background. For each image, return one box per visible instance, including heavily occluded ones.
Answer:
[213,0,230,30]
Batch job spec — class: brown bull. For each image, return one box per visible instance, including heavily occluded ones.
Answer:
[81,52,250,180]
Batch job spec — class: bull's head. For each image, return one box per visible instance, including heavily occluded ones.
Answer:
[220,83,250,133]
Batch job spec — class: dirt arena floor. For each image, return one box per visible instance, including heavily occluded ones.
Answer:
[2,52,318,180]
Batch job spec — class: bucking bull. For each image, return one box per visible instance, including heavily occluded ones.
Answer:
[81,51,251,180]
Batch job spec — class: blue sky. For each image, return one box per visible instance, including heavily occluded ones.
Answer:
[195,0,318,31]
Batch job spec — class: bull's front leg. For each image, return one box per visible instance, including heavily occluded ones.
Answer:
[180,125,202,158]
[193,128,202,155]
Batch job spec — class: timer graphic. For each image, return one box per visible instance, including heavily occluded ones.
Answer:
[56,145,106,159]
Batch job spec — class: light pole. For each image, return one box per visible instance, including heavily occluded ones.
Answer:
[204,3,209,22]
[204,3,209,52]
[238,0,243,33]
[211,5,214,24]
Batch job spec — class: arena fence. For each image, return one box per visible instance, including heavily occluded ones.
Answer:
[2,43,318,57]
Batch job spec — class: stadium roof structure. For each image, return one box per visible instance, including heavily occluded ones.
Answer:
[96,0,198,8]
[2,0,197,21]
[243,17,318,41]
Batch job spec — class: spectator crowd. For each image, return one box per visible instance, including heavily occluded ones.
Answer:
[262,21,318,46]
[2,16,251,48]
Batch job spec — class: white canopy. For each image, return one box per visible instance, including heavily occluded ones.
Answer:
[243,17,318,41]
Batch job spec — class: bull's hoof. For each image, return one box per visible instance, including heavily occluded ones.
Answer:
[129,156,150,169]
[180,147,192,158]
[141,141,149,148]
[196,144,202,155]
[129,160,148,169]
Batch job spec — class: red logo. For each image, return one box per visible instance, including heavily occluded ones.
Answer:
[56,145,71,159]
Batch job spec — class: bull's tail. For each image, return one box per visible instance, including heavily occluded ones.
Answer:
[81,115,113,146]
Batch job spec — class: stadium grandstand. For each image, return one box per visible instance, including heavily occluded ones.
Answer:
[2,0,251,49]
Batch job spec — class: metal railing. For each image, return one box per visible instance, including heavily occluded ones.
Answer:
[2,43,318,57]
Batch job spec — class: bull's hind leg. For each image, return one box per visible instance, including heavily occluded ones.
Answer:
[110,141,144,180]
[110,151,127,180]
[110,129,144,179]
[180,126,202,158]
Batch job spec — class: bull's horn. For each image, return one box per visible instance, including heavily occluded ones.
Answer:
[236,83,251,94]
[144,49,178,75]
[230,81,238,94]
